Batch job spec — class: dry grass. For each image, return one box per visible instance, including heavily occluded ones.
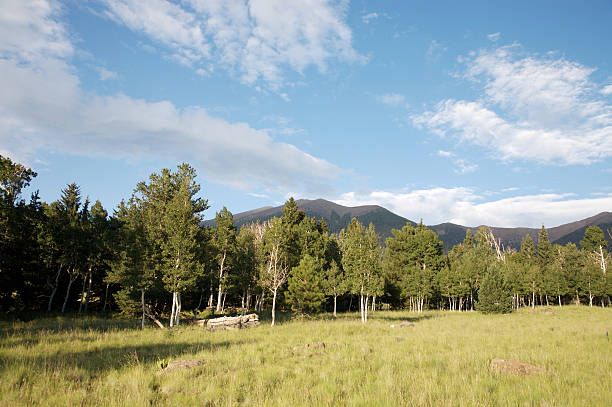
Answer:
[1,306,610,406]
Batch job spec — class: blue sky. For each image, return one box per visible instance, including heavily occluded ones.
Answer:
[1,0,611,227]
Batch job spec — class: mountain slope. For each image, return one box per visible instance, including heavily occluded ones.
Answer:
[430,212,612,251]
[204,199,414,239]
[204,199,611,251]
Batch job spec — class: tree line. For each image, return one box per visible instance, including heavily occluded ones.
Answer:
[1,156,610,326]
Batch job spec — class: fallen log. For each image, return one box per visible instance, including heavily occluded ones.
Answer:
[203,313,259,331]
[144,306,165,329]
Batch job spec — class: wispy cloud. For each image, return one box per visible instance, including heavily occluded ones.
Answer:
[361,12,379,24]
[97,66,118,80]
[335,188,612,228]
[376,93,407,108]
[413,44,612,165]
[426,39,446,60]
[454,159,478,174]
[0,0,341,194]
[101,0,364,91]
[435,150,477,174]
[487,32,500,42]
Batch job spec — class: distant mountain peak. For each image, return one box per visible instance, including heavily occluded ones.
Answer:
[204,199,611,251]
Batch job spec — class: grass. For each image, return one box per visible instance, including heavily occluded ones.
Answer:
[1,306,610,406]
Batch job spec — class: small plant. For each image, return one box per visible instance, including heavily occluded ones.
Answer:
[157,358,169,370]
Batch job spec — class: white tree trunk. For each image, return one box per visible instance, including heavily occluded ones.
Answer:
[333,295,337,317]
[78,271,87,313]
[61,269,78,313]
[216,251,227,312]
[271,288,277,326]
[141,290,146,330]
[176,293,181,326]
[47,265,62,312]
[170,291,177,328]
[84,270,92,312]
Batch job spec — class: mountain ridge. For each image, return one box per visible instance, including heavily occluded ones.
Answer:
[203,199,612,250]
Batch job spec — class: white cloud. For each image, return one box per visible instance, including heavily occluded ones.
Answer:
[103,0,209,67]
[98,67,118,80]
[376,93,407,107]
[361,12,379,24]
[0,0,340,193]
[601,84,612,95]
[487,32,500,42]
[413,45,612,165]
[335,188,612,228]
[426,39,446,60]
[435,150,477,174]
[102,0,363,90]
[454,159,478,174]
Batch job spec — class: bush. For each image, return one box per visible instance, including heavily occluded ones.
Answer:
[477,263,512,314]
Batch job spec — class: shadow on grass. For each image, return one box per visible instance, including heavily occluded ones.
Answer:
[254,310,435,324]
[0,338,247,376]
[369,314,435,323]
[0,315,143,348]
[256,310,292,325]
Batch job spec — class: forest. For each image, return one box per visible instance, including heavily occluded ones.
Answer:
[1,155,611,326]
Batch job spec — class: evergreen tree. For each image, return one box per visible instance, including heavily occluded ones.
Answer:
[0,156,42,311]
[384,222,444,312]
[477,263,512,314]
[286,255,325,315]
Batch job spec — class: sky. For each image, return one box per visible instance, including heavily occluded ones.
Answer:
[1,0,611,228]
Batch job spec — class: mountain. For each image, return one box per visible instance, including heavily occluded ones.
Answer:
[203,198,414,239]
[430,212,612,251]
[204,199,612,251]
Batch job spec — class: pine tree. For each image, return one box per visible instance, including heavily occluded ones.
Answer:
[537,226,554,305]
[477,263,512,314]
[286,255,325,315]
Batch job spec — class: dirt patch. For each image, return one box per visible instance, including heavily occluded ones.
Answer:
[490,358,545,376]
[158,359,204,375]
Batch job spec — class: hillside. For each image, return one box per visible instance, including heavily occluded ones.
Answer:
[204,199,414,239]
[205,199,611,250]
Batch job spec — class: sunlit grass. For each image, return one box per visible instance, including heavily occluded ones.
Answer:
[1,306,610,406]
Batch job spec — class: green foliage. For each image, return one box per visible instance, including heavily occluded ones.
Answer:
[340,219,383,298]
[477,263,513,314]
[537,226,554,269]
[286,255,325,315]
[0,154,37,204]
[384,222,445,310]
[580,226,608,253]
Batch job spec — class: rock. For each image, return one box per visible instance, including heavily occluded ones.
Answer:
[490,358,545,376]
[390,321,413,328]
[158,359,204,375]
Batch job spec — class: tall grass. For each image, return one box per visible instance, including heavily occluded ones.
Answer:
[1,306,610,406]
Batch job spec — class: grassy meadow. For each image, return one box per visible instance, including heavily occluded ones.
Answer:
[1,306,610,406]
